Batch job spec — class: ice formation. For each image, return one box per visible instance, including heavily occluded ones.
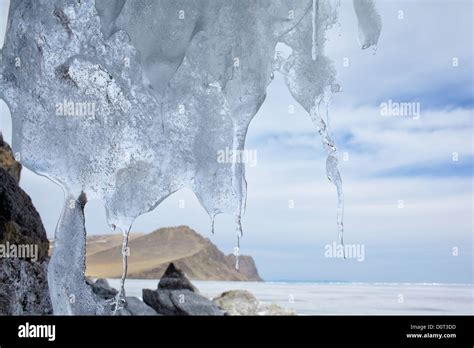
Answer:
[0,0,381,314]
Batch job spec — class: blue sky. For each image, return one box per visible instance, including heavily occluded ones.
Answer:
[0,0,472,283]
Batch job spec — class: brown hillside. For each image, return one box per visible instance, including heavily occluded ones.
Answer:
[84,226,262,281]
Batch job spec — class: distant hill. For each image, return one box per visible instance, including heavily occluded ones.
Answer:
[82,226,262,281]
[85,233,145,255]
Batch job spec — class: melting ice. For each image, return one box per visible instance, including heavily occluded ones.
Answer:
[0,0,381,314]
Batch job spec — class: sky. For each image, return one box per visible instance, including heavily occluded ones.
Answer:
[0,0,472,283]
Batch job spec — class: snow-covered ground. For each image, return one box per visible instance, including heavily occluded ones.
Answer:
[108,279,473,315]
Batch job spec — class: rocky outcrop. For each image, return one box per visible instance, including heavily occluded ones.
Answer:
[0,136,52,315]
[0,171,49,261]
[142,263,225,316]
[224,255,262,282]
[0,134,21,183]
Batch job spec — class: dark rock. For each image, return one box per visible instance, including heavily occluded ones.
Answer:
[0,139,52,315]
[0,258,52,315]
[142,288,177,315]
[84,278,158,315]
[85,277,118,300]
[143,263,223,315]
[168,290,225,316]
[0,133,21,183]
[125,296,158,316]
[0,168,49,261]
[143,289,224,316]
[115,308,132,316]
[157,262,198,293]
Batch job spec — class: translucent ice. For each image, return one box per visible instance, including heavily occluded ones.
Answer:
[0,0,381,314]
[353,0,382,50]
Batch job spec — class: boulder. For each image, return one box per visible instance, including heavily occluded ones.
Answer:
[257,303,297,316]
[157,262,198,293]
[143,263,224,315]
[213,289,298,316]
[115,296,159,316]
[213,289,259,315]
[125,296,158,316]
[115,308,132,316]
[143,289,224,316]
[142,289,176,315]
[86,277,118,300]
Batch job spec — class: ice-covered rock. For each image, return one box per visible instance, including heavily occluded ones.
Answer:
[0,0,381,314]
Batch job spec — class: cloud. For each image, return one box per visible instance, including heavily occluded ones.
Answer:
[317,0,473,110]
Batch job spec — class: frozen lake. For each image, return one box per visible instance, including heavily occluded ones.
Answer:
[107,279,473,315]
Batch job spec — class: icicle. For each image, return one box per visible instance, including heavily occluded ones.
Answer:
[310,87,345,257]
[234,216,243,270]
[110,223,132,315]
[48,191,107,315]
[327,154,345,258]
[371,44,378,55]
[312,0,319,61]
[210,214,215,235]
[234,242,240,271]
[353,0,382,52]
